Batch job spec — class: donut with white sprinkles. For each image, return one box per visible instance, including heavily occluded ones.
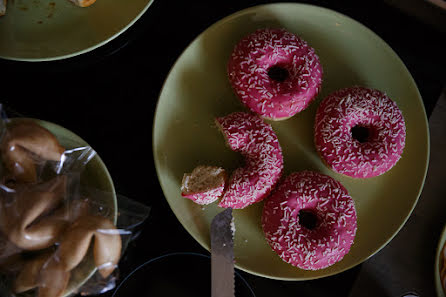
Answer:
[181,165,227,205]
[216,112,283,209]
[227,28,323,120]
[314,86,406,178]
[262,171,357,270]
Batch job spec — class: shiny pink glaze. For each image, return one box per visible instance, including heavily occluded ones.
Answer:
[181,184,225,205]
[227,28,323,120]
[216,112,283,209]
[314,86,406,178]
[262,171,357,270]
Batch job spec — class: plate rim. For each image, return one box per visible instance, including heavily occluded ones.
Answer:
[0,0,155,62]
[435,224,446,297]
[111,252,257,297]
[152,2,430,281]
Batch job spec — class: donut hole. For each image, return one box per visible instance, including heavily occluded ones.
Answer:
[267,65,289,82]
[351,125,371,143]
[298,209,319,230]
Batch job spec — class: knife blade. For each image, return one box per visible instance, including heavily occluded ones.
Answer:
[211,208,234,297]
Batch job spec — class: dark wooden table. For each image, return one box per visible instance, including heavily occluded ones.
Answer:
[1,0,445,296]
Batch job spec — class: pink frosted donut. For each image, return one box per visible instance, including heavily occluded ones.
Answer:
[182,186,224,205]
[227,28,323,120]
[262,171,357,270]
[314,86,406,178]
[181,166,227,205]
[216,112,283,209]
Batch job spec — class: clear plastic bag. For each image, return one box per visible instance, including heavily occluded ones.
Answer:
[0,105,151,297]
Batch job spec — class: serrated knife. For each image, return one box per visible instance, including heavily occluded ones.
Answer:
[211,208,235,297]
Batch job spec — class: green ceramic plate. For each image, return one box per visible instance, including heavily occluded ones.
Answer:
[153,3,429,280]
[435,225,446,297]
[8,118,117,295]
[0,0,154,61]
